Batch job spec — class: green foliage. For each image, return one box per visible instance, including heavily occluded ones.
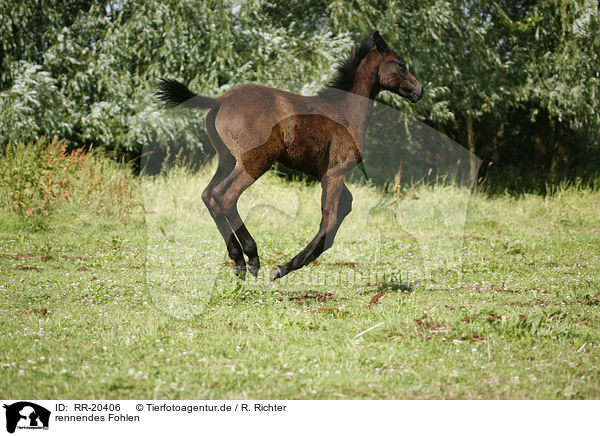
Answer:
[0,1,101,88]
[0,0,599,189]
[518,0,600,129]
[0,137,138,217]
[0,0,355,163]
[0,62,71,146]
[328,0,600,190]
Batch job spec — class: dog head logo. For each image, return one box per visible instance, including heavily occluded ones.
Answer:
[3,402,50,433]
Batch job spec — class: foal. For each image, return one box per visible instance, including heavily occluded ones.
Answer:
[157,31,423,280]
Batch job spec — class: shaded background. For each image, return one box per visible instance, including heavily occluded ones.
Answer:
[1,0,599,193]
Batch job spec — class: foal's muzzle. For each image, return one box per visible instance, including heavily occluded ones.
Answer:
[408,85,424,103]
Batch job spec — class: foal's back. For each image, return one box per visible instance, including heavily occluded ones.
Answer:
[212,84,357,179]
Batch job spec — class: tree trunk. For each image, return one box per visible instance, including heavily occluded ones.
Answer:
[550,121,571,183]
[466,114,478,182]
[534,109,550,173]
[492,120,504,165]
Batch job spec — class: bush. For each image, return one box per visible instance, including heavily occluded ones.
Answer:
[0,137,138,218]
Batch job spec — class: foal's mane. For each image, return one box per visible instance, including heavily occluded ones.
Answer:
[317,35,376,100]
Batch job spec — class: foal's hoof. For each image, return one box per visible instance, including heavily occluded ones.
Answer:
[233,265,246,281]
[247,258,260,278]
[270,266,283,281]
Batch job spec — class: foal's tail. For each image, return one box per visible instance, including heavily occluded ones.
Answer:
[156,78,219,110]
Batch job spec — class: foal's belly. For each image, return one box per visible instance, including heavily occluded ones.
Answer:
[275,113,361,180]
[275,114,340,179]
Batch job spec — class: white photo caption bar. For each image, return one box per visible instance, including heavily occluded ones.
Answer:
[0,400,596,436]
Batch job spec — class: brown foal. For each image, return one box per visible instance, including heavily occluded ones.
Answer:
[157,31,423,280]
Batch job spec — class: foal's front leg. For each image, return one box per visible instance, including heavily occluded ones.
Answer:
[271,175,353,280]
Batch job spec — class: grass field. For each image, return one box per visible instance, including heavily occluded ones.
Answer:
[1,145,599,399]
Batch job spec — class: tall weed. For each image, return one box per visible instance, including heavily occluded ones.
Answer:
[0,138,138,218]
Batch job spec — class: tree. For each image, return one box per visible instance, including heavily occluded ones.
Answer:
[1,0,598,188]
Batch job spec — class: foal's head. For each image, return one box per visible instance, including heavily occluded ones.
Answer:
[370,31,424,103]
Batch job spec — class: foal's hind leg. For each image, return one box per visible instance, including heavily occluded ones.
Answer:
[271,175,353,280]
[213,160,272,277]
[201,157,248,278]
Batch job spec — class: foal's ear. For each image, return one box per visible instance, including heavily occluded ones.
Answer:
[371,31,390,54]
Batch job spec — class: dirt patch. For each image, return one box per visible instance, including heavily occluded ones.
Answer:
[487,313,503,323]
[508,296,600,308]
[383,326,410,339]
[467,283,484,292]
[364,280,412,293]
[33,308,49,317]
[1,253,34,260]
[310,307,341,313]
[469,283,523,294]
[506,299,550,307]
[462,334,487,343]
[289,292,334,303]
[2,253,53,263]
[62,255,85,260]
[414,314,449,333]
[573,295,600,306]
[491,284,522,293]
[1,308,49,317]
[12,264,41,271]
[331,260,358,269]
[367,290,386,308]
[574,317,597,326]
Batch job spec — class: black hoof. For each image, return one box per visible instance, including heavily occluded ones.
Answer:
[248,258,260,277]
[233,265,246,281]
[270,265,284,281]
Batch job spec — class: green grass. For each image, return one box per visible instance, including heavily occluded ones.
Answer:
[1,156,599,399]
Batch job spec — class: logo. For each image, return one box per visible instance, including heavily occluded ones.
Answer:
[3,402,50,433]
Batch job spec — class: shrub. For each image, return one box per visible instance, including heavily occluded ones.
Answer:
[0,137,138,218]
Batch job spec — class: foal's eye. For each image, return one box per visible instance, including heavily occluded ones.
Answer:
[394,60,406,72]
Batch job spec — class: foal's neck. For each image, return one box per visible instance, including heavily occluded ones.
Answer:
[345,52,380,137]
